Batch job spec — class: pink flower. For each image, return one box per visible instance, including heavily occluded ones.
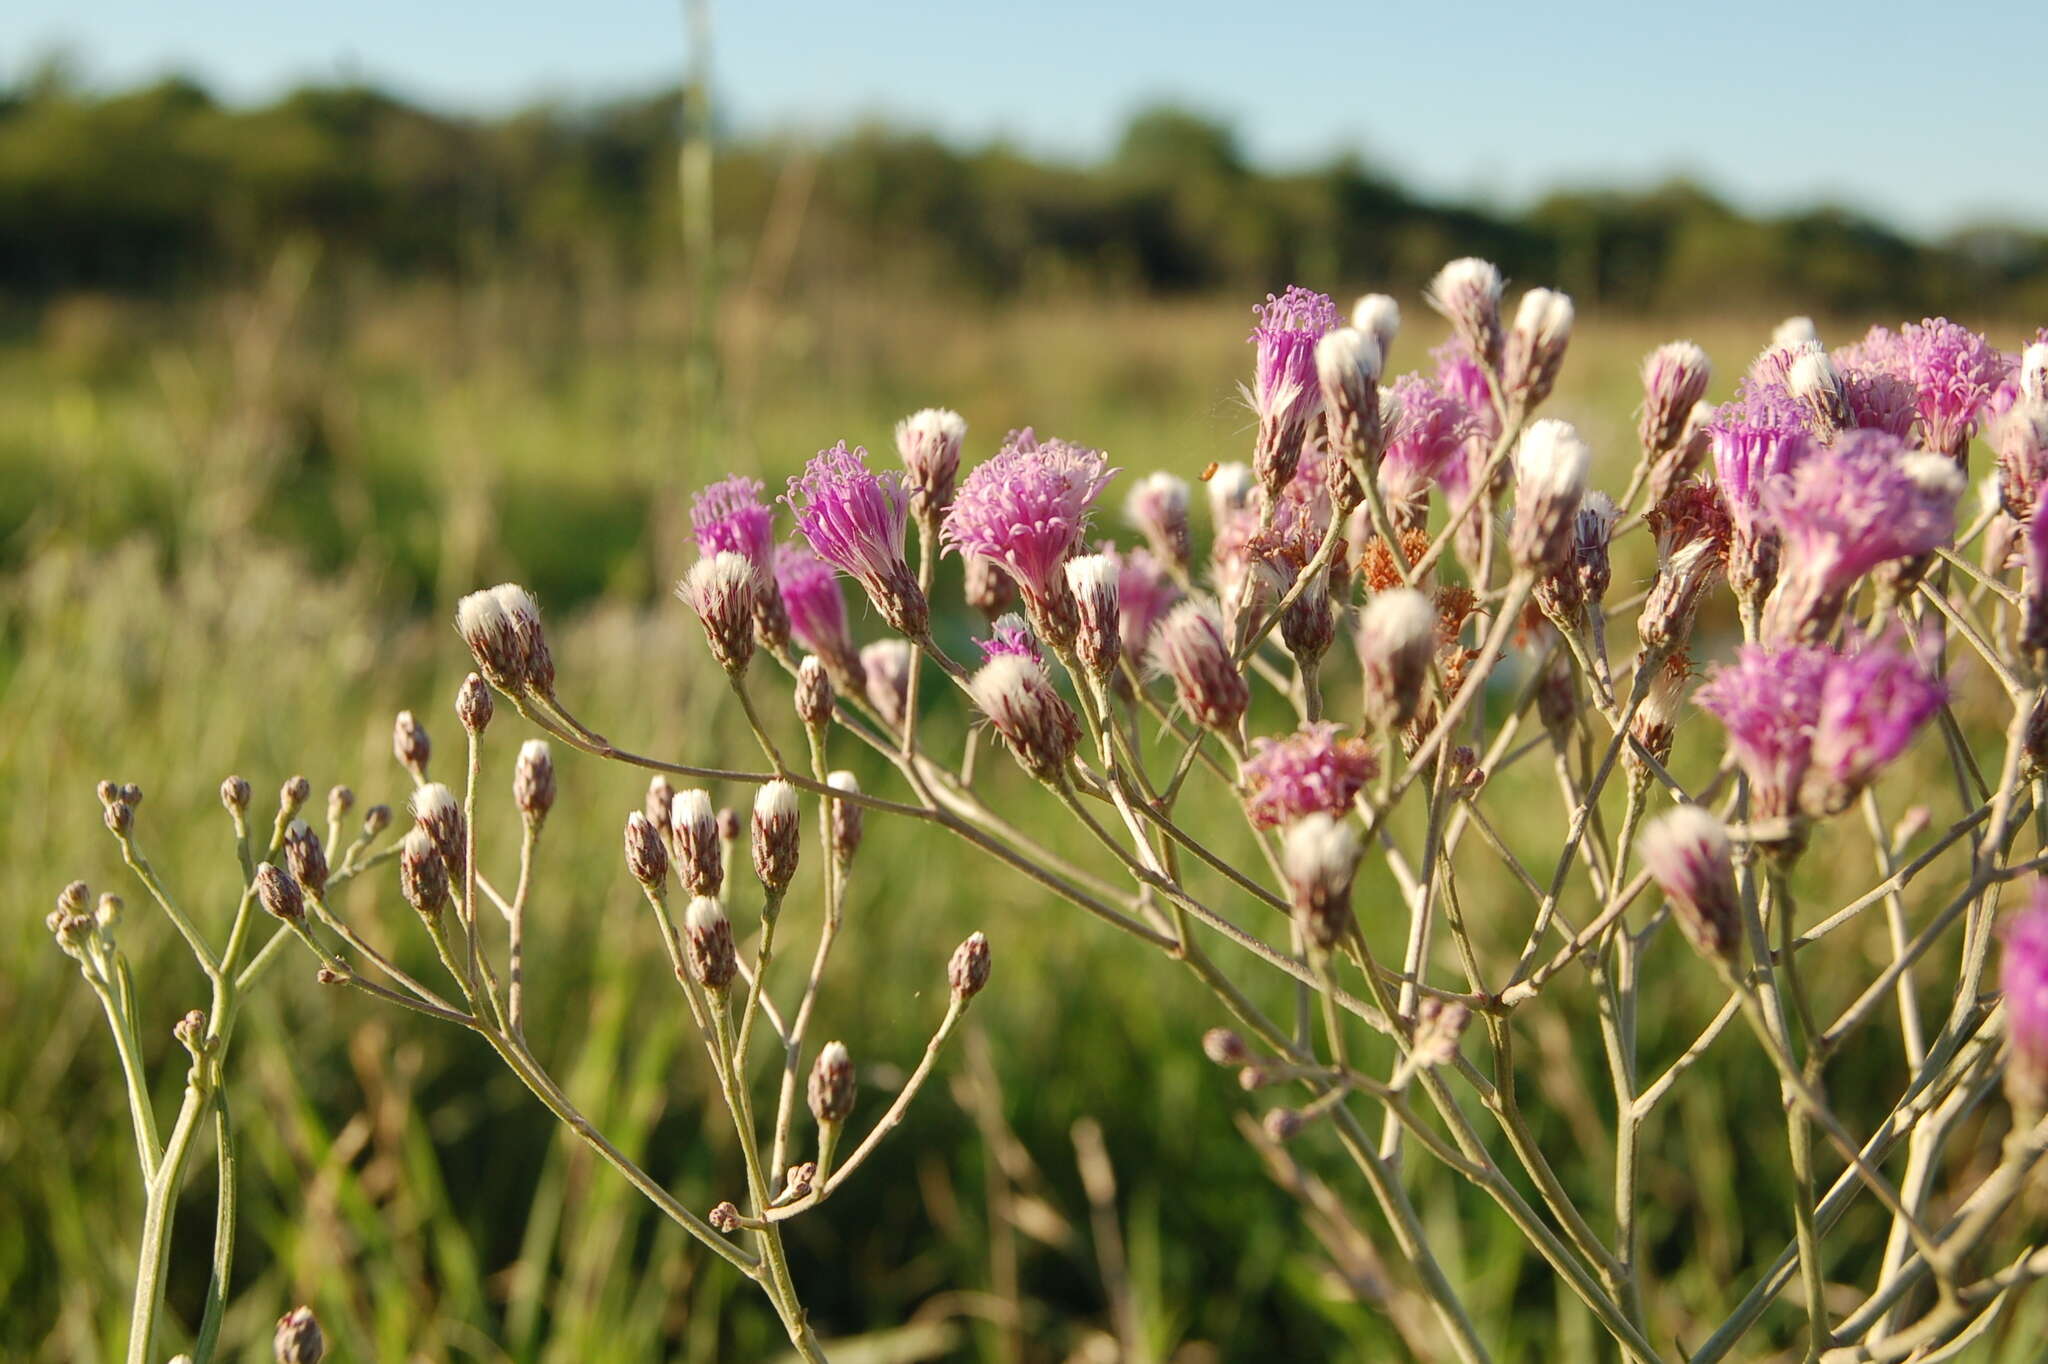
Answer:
[1114,545,1183,662]
[691,476,776,576]
[1240,722,1377,828]
[975,613,1041,664]
[1380,373,1479,529]
[1248,286,1340,493]
[784,442,926,636]
[2001,881,2048,1102]
[943,429,1118,605]
[1758,430,1963,642]
[1901,318,2011,460]
[774,543,857,672]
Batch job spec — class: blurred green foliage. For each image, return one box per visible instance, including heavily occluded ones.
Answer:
[6,66,2048,318]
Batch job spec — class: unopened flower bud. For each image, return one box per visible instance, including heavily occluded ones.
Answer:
[1281,567,1336,667]
[681,552,758,674]
[624,811,669,890]
[861,640,915,734]
[1573,492,1618,607]
[95,892,123,932]
[1786,347,1850,434]
[279,775,311,819]
[708,1201,742,1233]
[645,776,676,836]
[751,781,801,895]
[1262,1107,1306,1142]
[969,654,1082,780]
[1202,1028,1248,1066]
[1638,341,1713,455]
[826,771,863,865]
[1350,293,1400,361]
[393,710,431,780]
[684,895,737,991]
[896,407,967,519]
[456,672,493,735]
[1357,588,1436,732]
[1510,419,1592,573]
[948,930,991,1001]
[104,799,133,836]
[456,583,554,695]
[1425,257,1504,372]
[58,880,90,914]
[1411,998,1472,1070]
[220,775,252,817]
[1502,287,1573,412]
[508,740,553,824]
[718,806,741,843]
[409,782,465,870]
[1282,813,1363,950]
[1639,805,1742,960]
[274,1305,324,1364]
[173,1008,209,1054]
[807,1040,856,1125]
[283,821,328,897]
[1317,326,1387,470]
[362,804,392,839]
[254,862,304,922]
[1066,553,1121,679]
[326,785,354,829]
[1125,473,1192,573]
[796,655,834,731]
[96,778,120,808]
[672,789,722,896]
[1206,462,1257,527]
[399,828,450,921]
[964,552,1017,619]
[1149,600,1247,734]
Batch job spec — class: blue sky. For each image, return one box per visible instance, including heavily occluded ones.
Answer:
[10,0,2044,237]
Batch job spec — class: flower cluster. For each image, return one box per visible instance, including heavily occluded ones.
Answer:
[1695,632,1943,822]
[944,428,1117,649]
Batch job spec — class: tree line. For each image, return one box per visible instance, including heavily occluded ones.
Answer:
[5,68,2046,316]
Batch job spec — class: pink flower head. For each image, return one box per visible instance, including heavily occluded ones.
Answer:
[1240,721,1377,828]
[774,542,856,666]
[1900,318,2010,460]
[1379,373,1479,528]
[1805,630,1944,814]
[1249,286,1341,492]
[1758,430,1963,642]
[2001,882,2048,1096]
[1698,633,1940,821]
[1695,641,1833,820]
[784,441,925,635]
[1112,544,1183,662]
[1433,338,1501,443]
[975,612,1042,664]
[692,475,776,576]
[1708,414,1811,540]
[943,429,1118,603]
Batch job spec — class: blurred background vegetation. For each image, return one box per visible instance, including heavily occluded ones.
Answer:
[6,59,2047,1363]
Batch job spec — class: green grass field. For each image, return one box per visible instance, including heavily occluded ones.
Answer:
[7,277,2040,1361]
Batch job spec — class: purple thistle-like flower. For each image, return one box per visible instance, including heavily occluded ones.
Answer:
[2001,882,2048,1107]
[1901,318,2010,461]
[1248,286,1341,494]
[1803,631,1944,816]
[691,476,776,576]
[975,612,1042,664]
[1758,430,1963,642]
[1434,338,1501,443]
[1698,633,1939,823]
[1380,373,1479,530]
[943,429,1118,639]
[1695,642,1833,821]
[774,543,860,678]
[784,442,927,635]
[1239,721,1378,829]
